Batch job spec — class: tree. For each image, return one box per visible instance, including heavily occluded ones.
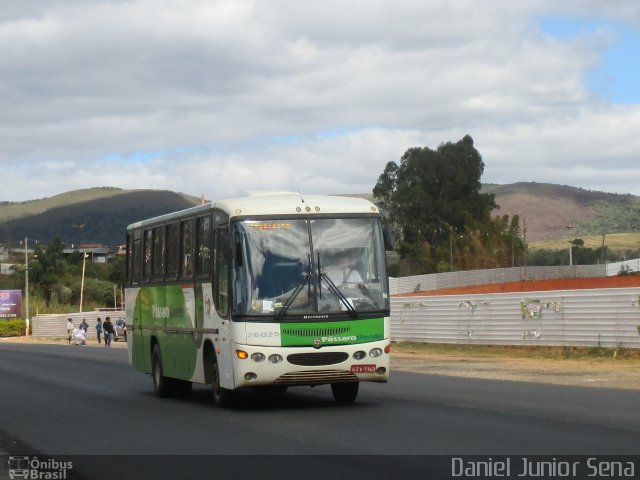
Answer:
[30,238,68,306]
[374,135,497,273]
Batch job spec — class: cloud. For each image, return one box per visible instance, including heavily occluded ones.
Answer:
[1,0,639,201]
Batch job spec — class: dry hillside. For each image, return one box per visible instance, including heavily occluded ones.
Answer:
[484,182,634,242]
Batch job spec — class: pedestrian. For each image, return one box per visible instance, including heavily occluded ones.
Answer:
[80,318,89,333]
[103,317,115,347]
[66,318,74,344]
[73,326,86,345]
[96,317,103,344]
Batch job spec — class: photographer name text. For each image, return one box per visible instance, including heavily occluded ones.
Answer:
[452,457,635,478]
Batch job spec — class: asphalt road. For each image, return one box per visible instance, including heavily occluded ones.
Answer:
[1,343,639,479]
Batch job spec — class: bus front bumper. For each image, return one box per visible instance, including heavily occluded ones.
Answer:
[231,340,391,389]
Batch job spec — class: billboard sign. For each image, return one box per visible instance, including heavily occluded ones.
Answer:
[0,289,22,319]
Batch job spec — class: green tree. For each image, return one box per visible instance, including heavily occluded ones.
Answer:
[374,135,497,273]
[30,238,69,306]
[69,277,118,307]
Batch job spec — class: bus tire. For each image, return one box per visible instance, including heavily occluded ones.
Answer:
[211,358,235,408]
[331,381,359,404]
[152,344,173,398]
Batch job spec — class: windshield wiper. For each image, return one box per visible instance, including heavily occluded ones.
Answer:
[275,273,310,321]
[320,273,358,318]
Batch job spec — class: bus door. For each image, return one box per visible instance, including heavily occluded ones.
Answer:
[212,227,234,389]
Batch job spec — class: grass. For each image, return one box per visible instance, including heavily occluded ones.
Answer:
[529,232,640,251]
[392,341,640,361]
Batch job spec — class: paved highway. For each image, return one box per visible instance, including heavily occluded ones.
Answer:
[1,343,638,479]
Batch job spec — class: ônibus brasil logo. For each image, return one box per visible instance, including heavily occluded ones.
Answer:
[7,456,73,479]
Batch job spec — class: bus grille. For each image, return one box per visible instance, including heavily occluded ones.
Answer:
[273,370,358,385]
[287,352,349,366]
[281,326,351,338]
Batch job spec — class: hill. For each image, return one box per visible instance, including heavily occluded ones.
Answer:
[1,183,638,248]
[364,182,639,244]
[0,189,199,246]
[483,182,640,242]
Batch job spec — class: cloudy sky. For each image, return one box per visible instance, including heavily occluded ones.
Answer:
[2,0,640,202]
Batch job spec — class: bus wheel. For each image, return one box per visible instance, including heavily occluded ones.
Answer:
[211,359,235,407]
[331,382,359,404]
[152,344,173,398]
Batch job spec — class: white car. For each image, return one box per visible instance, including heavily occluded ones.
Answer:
[114,318,127,341]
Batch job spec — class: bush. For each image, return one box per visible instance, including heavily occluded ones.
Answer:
[0,319,26,337]
[69,278,118,307]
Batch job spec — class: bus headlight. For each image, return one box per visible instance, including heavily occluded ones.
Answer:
[268,354,283,364]
[353,350,366,360]
[369,348,383,358]
[251,352,265,362]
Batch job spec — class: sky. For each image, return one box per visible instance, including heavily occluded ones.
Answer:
[2,0,640,202]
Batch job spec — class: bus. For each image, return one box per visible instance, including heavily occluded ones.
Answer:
[125,191,391,405]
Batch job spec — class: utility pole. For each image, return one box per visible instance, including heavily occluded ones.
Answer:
[566,222,575,266]
[511,226,519,268]
[24,237,30,336]
[79,253,88,312]
[522,219,528,279]
[449,227,453,271]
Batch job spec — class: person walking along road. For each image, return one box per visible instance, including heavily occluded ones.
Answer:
[66,318,74,344]
[96,318,103,344]
[103,317,115,347]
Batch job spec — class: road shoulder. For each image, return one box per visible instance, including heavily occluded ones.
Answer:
[392,350,640,390]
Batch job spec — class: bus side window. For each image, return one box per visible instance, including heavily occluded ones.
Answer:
[126,233,132,284]
[214,228,229,317]
[165,222,179,278]
[143,229,153,281]
[152,225,165,281]
[196,215,212,277]
[132,238,142,285]
[180,219,194,280]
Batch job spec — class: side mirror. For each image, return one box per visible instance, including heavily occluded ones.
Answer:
[382,222,395,251]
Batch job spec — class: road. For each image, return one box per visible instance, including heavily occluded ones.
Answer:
[1,343,639,479]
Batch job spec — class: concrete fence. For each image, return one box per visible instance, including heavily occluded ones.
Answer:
[607,258,640,276]
[390,287,640,348]
[31,310,125,338]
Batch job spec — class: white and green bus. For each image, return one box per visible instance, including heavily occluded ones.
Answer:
[125,191,391,405]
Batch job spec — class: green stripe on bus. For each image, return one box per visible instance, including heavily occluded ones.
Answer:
[279,317,384,347]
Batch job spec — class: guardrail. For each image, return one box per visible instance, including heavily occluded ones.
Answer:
[390,287,640,348]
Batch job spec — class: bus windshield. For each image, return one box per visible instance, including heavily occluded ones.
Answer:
[232,217,389,320]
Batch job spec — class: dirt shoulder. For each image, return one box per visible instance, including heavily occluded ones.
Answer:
[392,350,640,390]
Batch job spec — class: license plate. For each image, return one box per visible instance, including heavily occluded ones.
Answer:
[351,364,376,373]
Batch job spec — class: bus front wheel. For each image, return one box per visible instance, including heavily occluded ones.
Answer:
[211,359,235,407]
[331,382,359,404]
[152,345,172,398]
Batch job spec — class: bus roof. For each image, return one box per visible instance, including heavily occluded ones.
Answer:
[127,192,380,230]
